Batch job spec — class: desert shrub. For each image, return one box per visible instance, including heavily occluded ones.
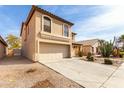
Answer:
[112,48,120,57]
[78,51,83,57]
[119,51,124,58]
[104,59,113,65]
[99,40,113,57]
[87,52,94,61]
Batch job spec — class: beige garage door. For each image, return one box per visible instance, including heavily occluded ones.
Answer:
[39,42,70,60]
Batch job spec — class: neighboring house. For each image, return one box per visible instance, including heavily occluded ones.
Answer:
[77,39,101,56]
[20,5,74,61]
[0,35,7,59]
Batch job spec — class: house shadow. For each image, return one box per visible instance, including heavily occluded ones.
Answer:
[0,56,34,66]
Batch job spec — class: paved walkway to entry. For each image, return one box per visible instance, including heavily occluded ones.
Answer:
[39,58,117,88]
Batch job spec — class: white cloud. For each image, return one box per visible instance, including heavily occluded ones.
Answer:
[75,6,124,41]
[77,29,124,41]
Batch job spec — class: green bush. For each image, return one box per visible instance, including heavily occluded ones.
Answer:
[104,59,113,65]
[87,52,94,61]
[119,51,124,58]
[120,51,124,55]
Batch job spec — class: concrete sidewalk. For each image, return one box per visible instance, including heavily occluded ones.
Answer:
[102,63,124,88]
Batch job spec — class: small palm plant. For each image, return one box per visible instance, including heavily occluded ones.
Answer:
[99,40,113,57]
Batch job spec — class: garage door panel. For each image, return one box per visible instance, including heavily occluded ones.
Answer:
[39,43,70,60]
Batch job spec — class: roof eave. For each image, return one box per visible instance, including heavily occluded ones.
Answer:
[72,32,77,35]
[25,5,74,26]
[20,22,24,36]
[0,36,8,46]
[72,42,82,45]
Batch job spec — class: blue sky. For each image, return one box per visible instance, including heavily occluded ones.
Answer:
[0,5,124,41]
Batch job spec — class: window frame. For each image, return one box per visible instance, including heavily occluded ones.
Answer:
[43,16,51,33]
[63,24,69,37]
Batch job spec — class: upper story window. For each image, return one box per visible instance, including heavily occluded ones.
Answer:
[64,25,69,37]
[44,16,51,33]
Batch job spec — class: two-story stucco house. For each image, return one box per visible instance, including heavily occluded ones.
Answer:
[0,35,7,59]
[20,5,74,61]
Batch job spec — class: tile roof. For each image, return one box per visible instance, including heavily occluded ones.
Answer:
[76,39,99,46]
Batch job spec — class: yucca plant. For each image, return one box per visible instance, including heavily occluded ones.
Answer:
[99,40,113,57]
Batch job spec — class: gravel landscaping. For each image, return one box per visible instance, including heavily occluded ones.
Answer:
[0,56,82,88]
[81,56,123,67]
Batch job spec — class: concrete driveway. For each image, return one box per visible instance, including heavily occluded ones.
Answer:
[39,58,117,88]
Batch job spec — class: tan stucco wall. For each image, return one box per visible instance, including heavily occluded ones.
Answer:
[72,45,81,57]
[52,19,63,36]
[72,34,76,42]
[82,46,92,56]
[92,42,100,54]
[0,42,6,59]
[35,11,72,38]
[21,11,36,61]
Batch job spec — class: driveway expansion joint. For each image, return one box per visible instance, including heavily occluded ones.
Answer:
[99,65,120,88]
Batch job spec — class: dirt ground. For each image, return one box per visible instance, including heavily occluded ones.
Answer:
[0,56,82,88]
